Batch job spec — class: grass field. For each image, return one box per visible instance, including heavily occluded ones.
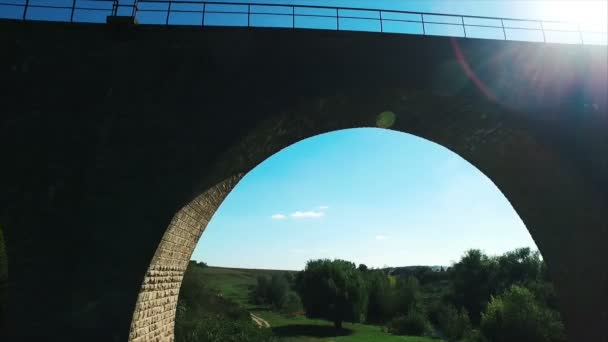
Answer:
[200,266,441,342]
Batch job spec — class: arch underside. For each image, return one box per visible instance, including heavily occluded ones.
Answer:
[128,90,607,342]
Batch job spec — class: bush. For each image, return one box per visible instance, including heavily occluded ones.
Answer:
[280,291,302,317]
[387,308,431,336]
[461,329,486,342]
[437,304,472,341]
[480,285,566,342]
[175,315,279,342]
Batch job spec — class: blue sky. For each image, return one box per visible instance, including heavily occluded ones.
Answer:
[193,129,534,270]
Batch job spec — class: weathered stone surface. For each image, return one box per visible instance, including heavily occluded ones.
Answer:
[128,176,241,342]
[0,20,605,342]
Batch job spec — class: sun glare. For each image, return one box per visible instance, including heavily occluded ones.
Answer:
[539,0,608,32]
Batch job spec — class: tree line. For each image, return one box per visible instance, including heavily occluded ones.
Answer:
[253,247,566,342]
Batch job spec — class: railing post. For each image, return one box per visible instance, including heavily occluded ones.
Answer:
[540,21,546,43]
[379,10,383,33]
[336,8,339,31]
[202,2,206,27]
[421,13,425,35]
[70,0,76,22]
[501,18,507,40]
[292,6,295,29]
[111,0,118,17]
[132,0,139,18]
[578,24,584,45]
[462,16,466,37]
[247,4,250,27]
[166,1,171,25]
[22,0,29,20]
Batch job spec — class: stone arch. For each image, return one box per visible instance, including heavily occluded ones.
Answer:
[128,89,607,342]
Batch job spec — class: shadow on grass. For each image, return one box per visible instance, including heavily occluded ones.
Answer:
[272,324,354,338]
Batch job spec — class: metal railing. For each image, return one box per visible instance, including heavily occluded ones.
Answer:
[1,0,606,45]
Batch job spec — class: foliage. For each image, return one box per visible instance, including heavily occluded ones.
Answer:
[387,307,431,337]
[279,291,303,317]
[449,249,496,324]
[297,259,369,329]
[179,262,248,321]
[436,304,472,341]
[175,262,262,342]
[252,274,291,310]
[480,285,566,342]
[395,276,421,316]
[175,315,279,342]
[365,270,397,323]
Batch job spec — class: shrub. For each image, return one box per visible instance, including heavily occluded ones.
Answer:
[387,308,431,336]
[280,291,303,317]
[437,304,472,341]
[175,315,279,342]
[480,285,566,342]
[461,329,486,342]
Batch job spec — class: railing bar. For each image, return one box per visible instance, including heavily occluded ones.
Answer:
[424,21,470,27]
[503,26,552,31]
[293,13,338,19]
[249,12,292,17]
[381,18,424,24]
[543,28,590,34]
[335,15,379,20]
[69,7,114,12]
[21,5,75,9]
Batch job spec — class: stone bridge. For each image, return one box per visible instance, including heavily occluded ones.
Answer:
[0,18,606,342]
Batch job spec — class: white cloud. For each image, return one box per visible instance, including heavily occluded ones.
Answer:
[291,211,325,219]
[289,248,307,254]
[319,206,329,210]
[271,214,287,220]
[375,235,388,241]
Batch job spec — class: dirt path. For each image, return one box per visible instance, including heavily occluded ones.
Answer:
[250,312,270,328]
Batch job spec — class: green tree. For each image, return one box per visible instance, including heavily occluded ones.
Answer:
[297,259,368,329]
[450,249,496,323]
[437,304,472,341]
[493,248,542,293]
[395,276,421,316]
[365,270,397,323]
[387,306,431,337]
[480,285,566,342]
[280,291,303,316]
[269,274,289,309]
[252,275,270,305]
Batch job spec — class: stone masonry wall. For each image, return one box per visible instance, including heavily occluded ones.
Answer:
[128,175,242,342]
